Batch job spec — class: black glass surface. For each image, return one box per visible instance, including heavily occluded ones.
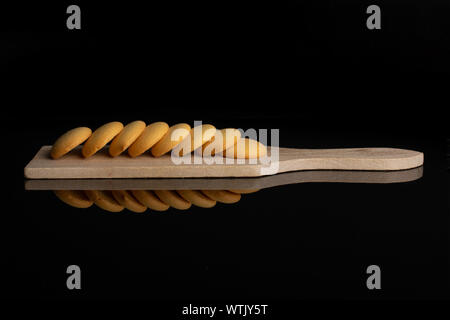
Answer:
[2,130,447,302]
[1,0,449,311]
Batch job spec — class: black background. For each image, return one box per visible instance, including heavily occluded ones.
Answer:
[1,0,449,313]
[2,0,449,134]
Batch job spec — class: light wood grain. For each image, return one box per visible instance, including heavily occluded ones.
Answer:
[24,145,424,179]
[24,166,423,190]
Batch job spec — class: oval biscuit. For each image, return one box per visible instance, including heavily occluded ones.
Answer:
[131,190,170,211]
[112,190,147,213]
[128,122,169,157]
[175,124,216,156]
[51,127,92,159]
[223,138,267,159]
[109,120,146,157]
[202,128,241,156]
[201,190,241,204]
[154,190,191,210]
[177,190,216,208]
[85,190,124,212]
[229,189,260,194]
[82,122,124,158]
[54,190,93,208]
[151,123,191,157]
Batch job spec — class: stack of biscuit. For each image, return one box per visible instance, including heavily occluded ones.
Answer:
[50,121,267,160]
[53,189,260,213]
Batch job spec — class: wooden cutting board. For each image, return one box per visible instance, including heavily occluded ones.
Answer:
[24,145,424,179]
[24,167,423,190]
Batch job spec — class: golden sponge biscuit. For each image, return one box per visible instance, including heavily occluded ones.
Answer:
[109,120,146,157]
[128,122,169,157]
[131,190,170,211]
[51,127,92,159]
[201,190,241,204]
[54,190,93,208]
[202,128,241,156]
[229,189,260,194]
[82,122,124,158]
[177,190,216,208]
[151,123,191,157]
[154,190,191,210]
[223,138,267,159]
[112,190,147,213]
[176,124,216,156]
[85,190,124,212]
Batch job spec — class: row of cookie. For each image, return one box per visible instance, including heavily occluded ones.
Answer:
[50,121,267,159]
[54,189,259,213]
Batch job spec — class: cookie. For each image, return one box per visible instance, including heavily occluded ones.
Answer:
[154,190,191,210]
[85,190,124,212]
[177,190,216,208]
[109,120,146,157]
[223,138,267,159]
[151,123,191,157]
[82,122,124,158]
[54,190,93,208]
[128,122,169,157]
[131,190,170,211]
[51,127,92,159]
[112,190,147,213]
[175,124,216,156]
[201,128,241,156]
[229,189,260,194]
[201,190,241,204]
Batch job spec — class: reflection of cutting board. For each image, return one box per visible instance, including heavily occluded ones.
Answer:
[25,167,423,190]
[24,145,424,179]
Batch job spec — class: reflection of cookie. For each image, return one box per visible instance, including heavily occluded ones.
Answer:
[112,190,147,213]
[109,121,146,157]
[131,190,169,211]
[54,190,93,208]
[154,190,191,210]
[128,122,169,157]
[151,123,191,157]
[201,190,241,204]
[229,189,260,194]
[85,190,124,212]
[82,122,124,158]
[177,190,216,208]
[176,124,216,156]
[51,127,92,159]
[202,128,240,156]
[223,138,267,159]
